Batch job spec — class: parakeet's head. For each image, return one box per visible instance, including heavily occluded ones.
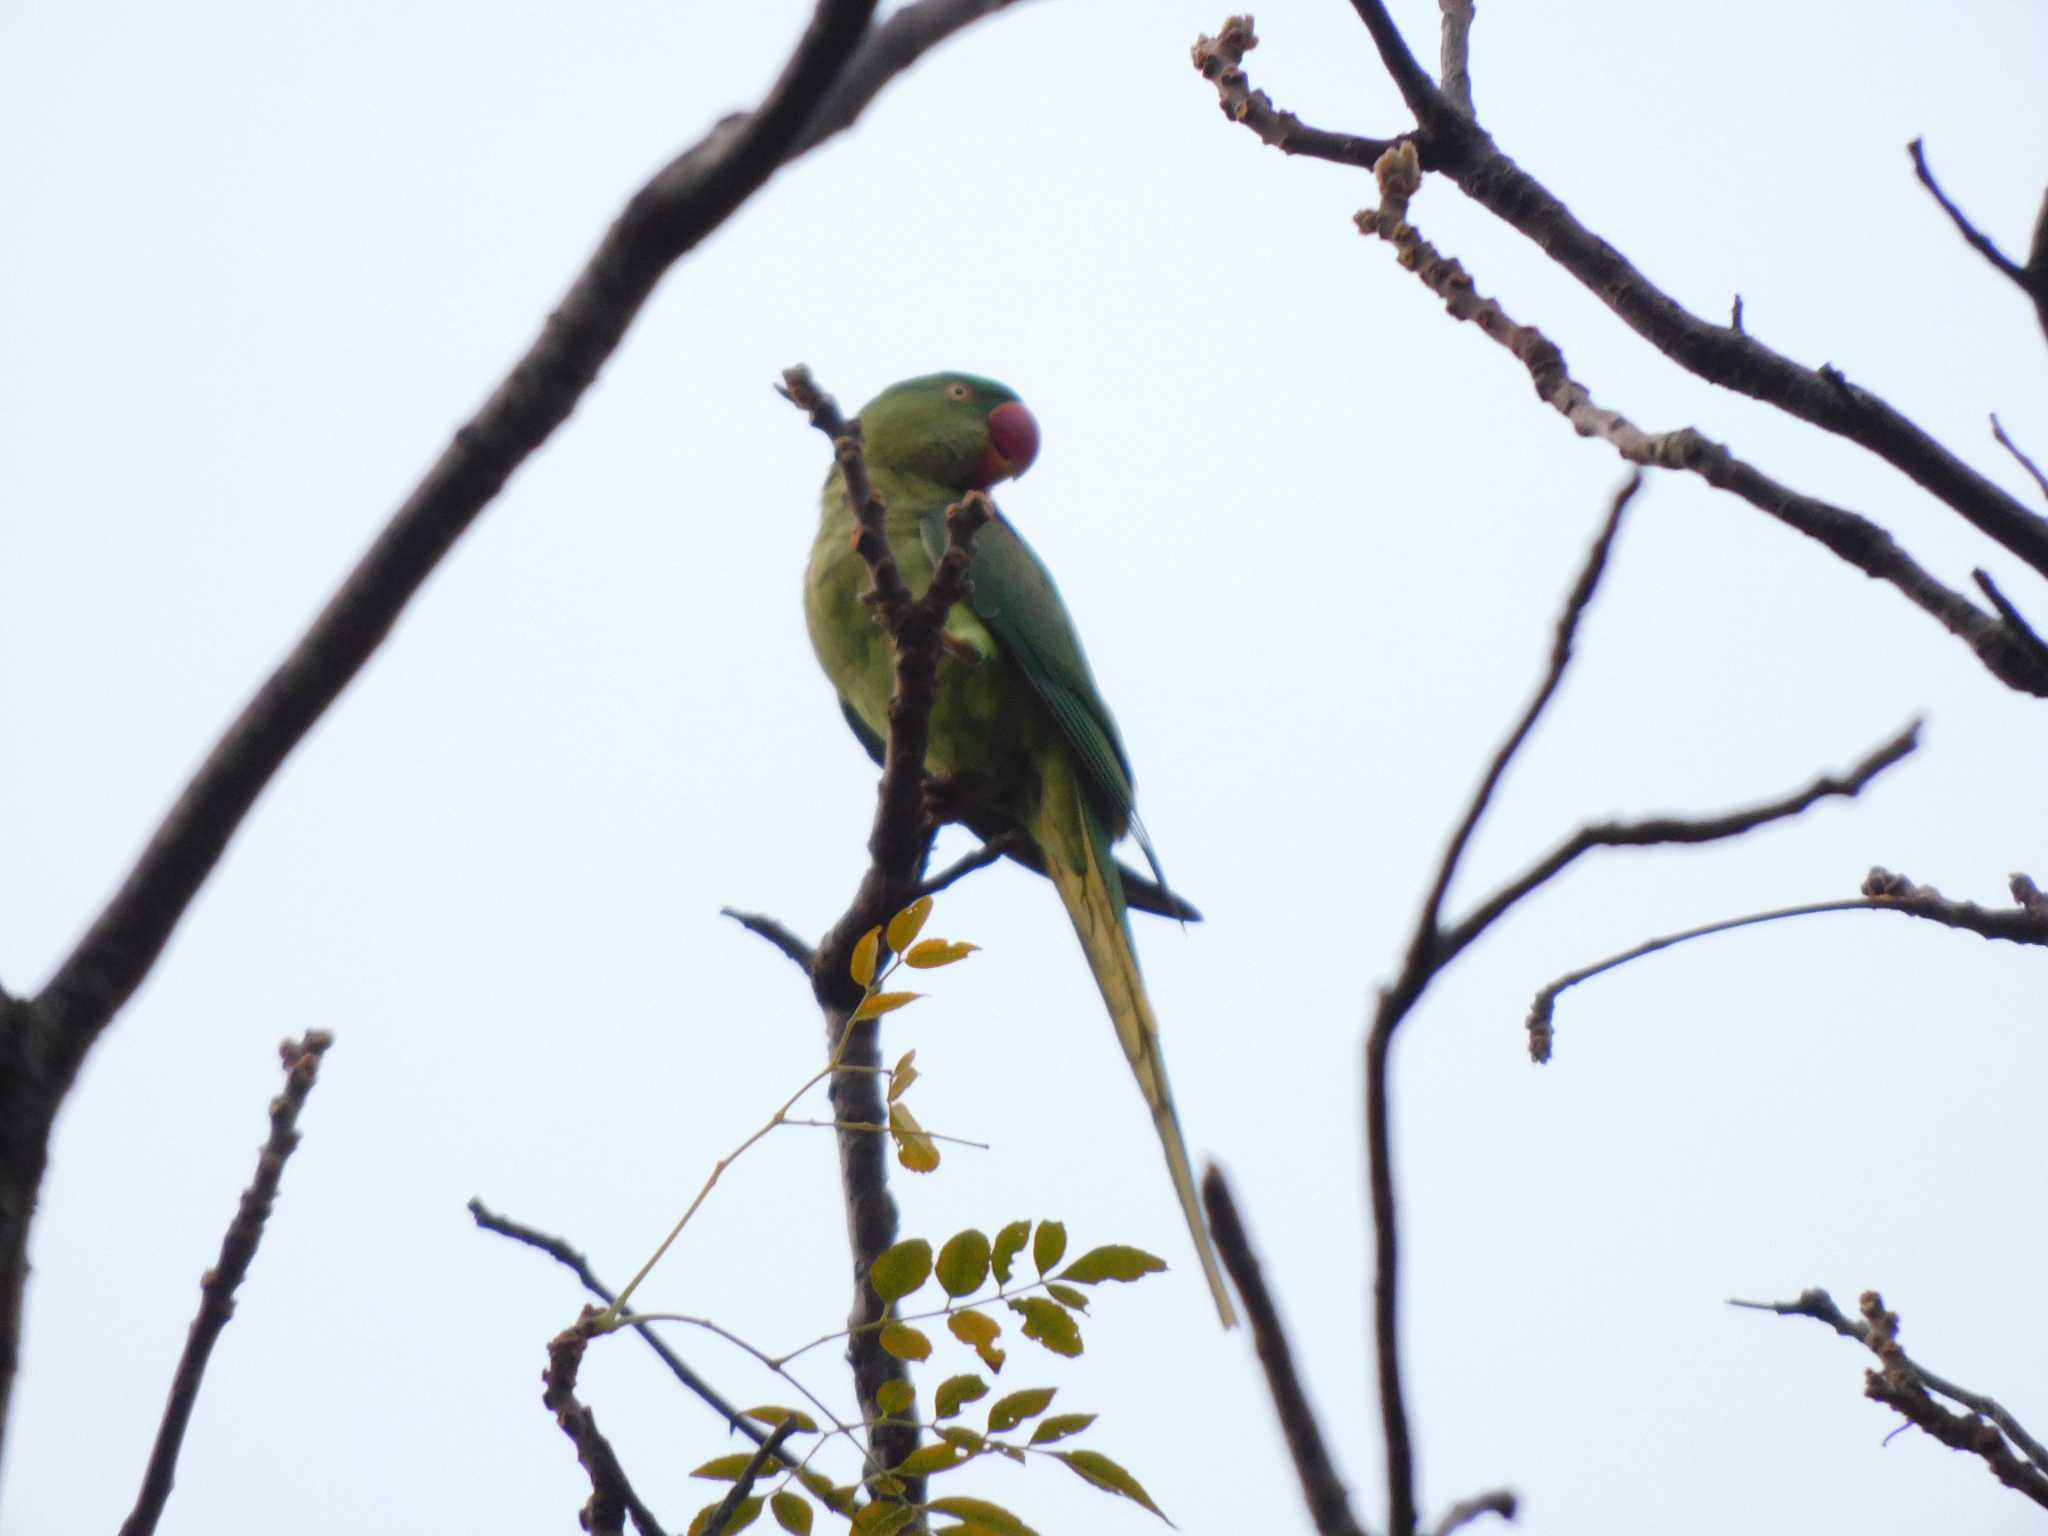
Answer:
[856,372,1040,492]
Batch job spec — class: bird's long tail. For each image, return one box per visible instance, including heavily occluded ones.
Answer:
[1036,769,1237,1328]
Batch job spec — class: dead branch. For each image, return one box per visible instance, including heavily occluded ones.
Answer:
[118,1031,333,1536]
[1194,12,2048,582]
[1909,139,2048,340]
[545,1312,670,1536]
[1354,140,2048,697]
[1732,1288,2048,1507]
[720,908,820,972]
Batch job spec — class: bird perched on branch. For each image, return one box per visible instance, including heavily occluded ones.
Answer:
[803,372,1235,1326]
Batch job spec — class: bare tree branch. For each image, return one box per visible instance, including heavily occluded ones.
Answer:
[1202,1170,1369,1536]
[1196,12,2048,580]
[1528,868,2048,1060]
[1356,477,1917,1536]
[1191,20,1402,171]
[1430,1489,1518,1536]
[116,1031,332,1536]
[1732,1288,2048,1507]
[720,908,820,972]
[1354,140,2048,697]
[546,1313,670,1536]
[1990,414,2048,503]
[466,1198,809,1477]
[780,364,994,1497]
[1910,138,2048,340]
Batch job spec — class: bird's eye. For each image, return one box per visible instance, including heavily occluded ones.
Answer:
[944,382,972,402]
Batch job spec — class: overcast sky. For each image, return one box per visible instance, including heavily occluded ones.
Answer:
[4,2,2046,1533]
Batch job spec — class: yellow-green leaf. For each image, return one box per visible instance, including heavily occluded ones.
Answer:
[1046,1282,1089,1311]
[887,896,934,953]
[850,927,882,989]
[850,1501,918,1536]
[1056,1245,1167,1286]
[936,1229,992,1297]
[926,1495,1042,1536]
[875,1379,915,1417]
[879,1322,932,1361]
[740,1406,819,1435]
[887,1050,919,1103]
[793,1469,857,1515]
[1031,1221,1067,1276]
[947,1309,1006,1372]
[991,1221,1031,1284]
[852,989,921,1022]
[688,1495,763,1535]
[888,1102,941,1173]
[905,939,980,969]
[692,1453,762,1480]
[1055,1449,1168,1521]
[934,1372,989,1420]
[1028,1412,1096,1445]
[870,1238,932,1302]
[936,1425,986,1454]
[1008,1297,1082,1358]
[893,1443,965,1476]
[985,1386,1056,1433]
[770,1490,814,1535]
[867,1474,906,1500]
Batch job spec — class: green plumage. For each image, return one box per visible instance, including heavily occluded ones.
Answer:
[804,373,1235,1327]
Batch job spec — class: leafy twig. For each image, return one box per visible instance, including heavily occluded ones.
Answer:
[704,1423,800,1536]
[118,1032,333,1536]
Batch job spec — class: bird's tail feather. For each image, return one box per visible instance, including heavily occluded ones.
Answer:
[1037,774,1237,1328]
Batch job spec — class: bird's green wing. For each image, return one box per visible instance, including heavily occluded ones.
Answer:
[924,508,1168,903]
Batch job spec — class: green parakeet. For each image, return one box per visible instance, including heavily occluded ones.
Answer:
[804,372,1235,1327]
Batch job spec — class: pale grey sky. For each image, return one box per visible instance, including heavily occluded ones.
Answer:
[4,2,2046,1533]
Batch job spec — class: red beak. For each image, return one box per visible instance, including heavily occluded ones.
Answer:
[975,400,1040,487]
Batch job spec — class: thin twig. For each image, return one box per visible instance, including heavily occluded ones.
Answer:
[1445,723,1920,978]
[1430,1489,1518,1536]
[545,1313,670,1536]
[1971,569,2048,673]
[466,1199,804,1469]
[1991,415,2048,502]
[1910,139,2048,339]
[1526,871,2047,1060]
[704,1422,800,1536]
[118,1031,333,1536]
[909,832,1028,900]
[1354,141,2048,697]
[1202,1170,1368,1536]
[720,907,818,972]
[1732,1288,2048,1503]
